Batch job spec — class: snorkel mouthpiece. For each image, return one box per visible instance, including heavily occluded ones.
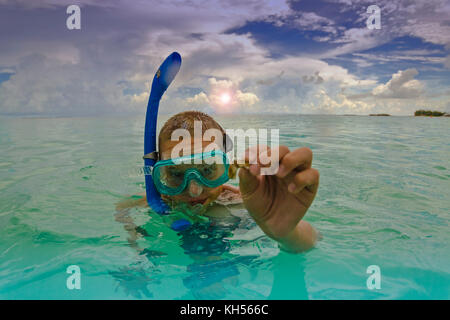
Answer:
[144,52,182,215]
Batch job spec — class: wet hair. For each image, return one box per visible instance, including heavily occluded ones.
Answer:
[158,111,231,155]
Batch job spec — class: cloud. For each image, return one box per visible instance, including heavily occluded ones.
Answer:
[235,90,259,107]
[186,91,209,106]
[321,27,391,58]
[347,68,425,103]
[314,0,450,61]
[302,71,324,84]
[0,0,448,117]
[352,51,446,65]
[445,55,450,69]
[372,68,423,99]
[0,53,140,116]
[293,12,337,35]
[184,77,259,113]
[0,1,288,116]
[256,71,284,86]
[304,88,373,114]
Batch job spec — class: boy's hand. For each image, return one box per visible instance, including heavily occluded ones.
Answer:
[238,145,319,251]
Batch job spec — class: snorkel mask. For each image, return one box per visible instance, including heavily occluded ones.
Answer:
[151,149,231,196]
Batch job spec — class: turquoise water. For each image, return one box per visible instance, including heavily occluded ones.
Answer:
[0,115,449,299]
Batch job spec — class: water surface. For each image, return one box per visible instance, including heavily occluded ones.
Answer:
[0,115,448,299]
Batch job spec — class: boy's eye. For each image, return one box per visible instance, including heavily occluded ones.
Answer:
[201,165,216,177]
[202,167,212,174]
[168,169,183,178]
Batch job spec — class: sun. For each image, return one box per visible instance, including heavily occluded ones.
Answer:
[220,93,231,105]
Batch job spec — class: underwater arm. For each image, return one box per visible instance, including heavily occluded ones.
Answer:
[114,209,141,252]
[277,220,318,253]
[115,194,149,252]
[115,193,148,211]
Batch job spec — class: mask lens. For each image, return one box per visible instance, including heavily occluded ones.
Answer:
[158,165,186,189]
[195,153,226,181]
[154,151,229,194]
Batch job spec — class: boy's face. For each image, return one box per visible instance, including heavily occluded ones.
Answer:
[159,137,224,206]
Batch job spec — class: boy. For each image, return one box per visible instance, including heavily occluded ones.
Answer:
[117,111,319,253]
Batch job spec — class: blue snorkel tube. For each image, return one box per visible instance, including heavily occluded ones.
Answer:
[144,52,182,215]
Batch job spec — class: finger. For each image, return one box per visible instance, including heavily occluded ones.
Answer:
[240,145,288,166]
[254,145,289,176]
[236,145,258,168]
[257,145,290,168]
[241,145,290,177]
[277,147,313,178]
[238,167,261,199]
[287,168,319,194]
[234,145,260,177]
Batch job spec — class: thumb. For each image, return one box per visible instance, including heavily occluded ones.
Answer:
[238,167,261,199]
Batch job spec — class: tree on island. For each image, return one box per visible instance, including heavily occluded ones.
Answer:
[414,110,446,117]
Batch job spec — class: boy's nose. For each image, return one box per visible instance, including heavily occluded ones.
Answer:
[188,180,203,198]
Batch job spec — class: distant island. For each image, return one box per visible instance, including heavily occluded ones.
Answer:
[414,110,449,117]
[369,113,391,116]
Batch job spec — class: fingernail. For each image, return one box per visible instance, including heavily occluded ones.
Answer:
[288,183,296,193]
[249,151,257,164]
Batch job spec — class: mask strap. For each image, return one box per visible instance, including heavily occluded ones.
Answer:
[143,151,159,160]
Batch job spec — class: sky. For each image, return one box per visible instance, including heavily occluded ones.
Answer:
[0,0,449,116]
